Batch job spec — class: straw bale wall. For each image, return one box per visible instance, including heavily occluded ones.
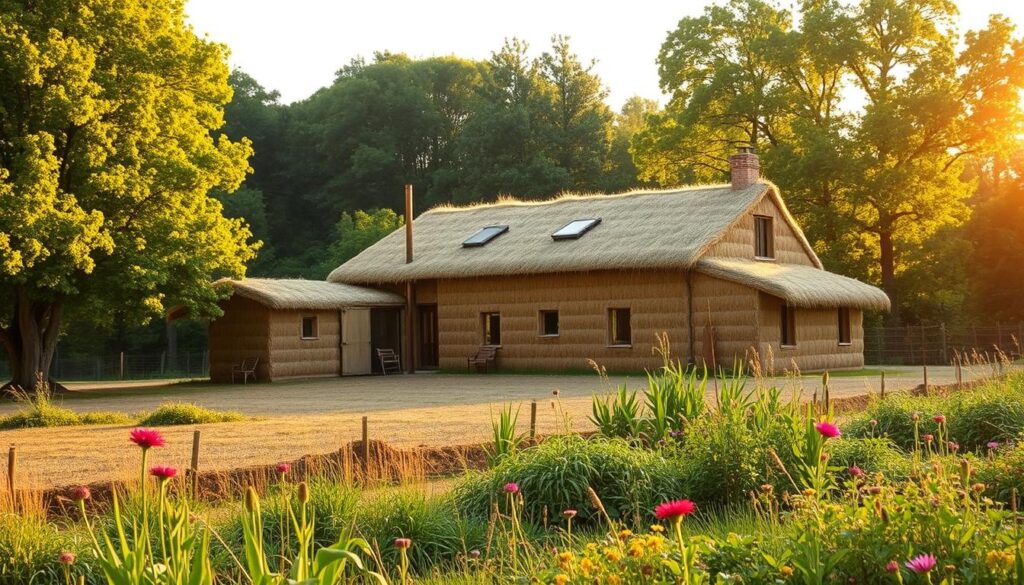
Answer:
[707,197,817,266]
[415,280,437,304]
[209,296,271,382]
[436,270,688,371]
[267,309,341,379]
[757,293,864,371]
[690,273,760,367]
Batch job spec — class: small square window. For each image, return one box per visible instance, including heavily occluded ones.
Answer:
[539,310,559,336]
[482,312,501,345]
[608,308,631,346]
[754,215,774,259]
[780,305,796,347]
[301,316,318,339]
[838,308,852,345]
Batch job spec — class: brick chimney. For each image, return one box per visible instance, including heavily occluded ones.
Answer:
[729,146,760,190]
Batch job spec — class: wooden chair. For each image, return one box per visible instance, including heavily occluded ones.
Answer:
[377,348,401,375]
[467,346,498,373]
[231,357,259,384]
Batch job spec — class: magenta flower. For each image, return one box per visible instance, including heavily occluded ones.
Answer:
[885,560,899,573]
[933,414,946,424]
[130,428,166,450]
[905,553,937,574]
[276,462,291,474]
[814,421,841,439]
[394,537,412,549]
[655,499,697,521]
[987,441,1000,450]
[71,486,91,502]
[948,441,959,452]
[923,434,934,443]
[59,551,76,565]
[848,465,864,477]
[150,465,177,480]
[504,482,520,494]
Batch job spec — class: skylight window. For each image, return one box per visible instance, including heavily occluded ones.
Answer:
[551,218,601,240]
[462,225,509,247]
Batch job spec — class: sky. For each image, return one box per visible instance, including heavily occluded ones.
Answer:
[185,0,1024,111]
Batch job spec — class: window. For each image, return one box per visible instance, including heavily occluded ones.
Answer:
[482,312,501,345]
[754,215,774,259]
[301,316,318,339]
[608,308,631,346]
[539,310,559,336]
[463,225,509,247]
[552,218,601,240]
[780,305,796,347]
[838,308,852,345]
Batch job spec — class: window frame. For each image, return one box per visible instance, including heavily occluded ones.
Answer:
[551,218,602,240]
[538,310,560,337]
[780,304,797,348]
[462,225,509,248]
[300,315,319,340]
[481,312,502,346]
[607,308,632,347]
[754,215,775,260]
[838,307,852,346]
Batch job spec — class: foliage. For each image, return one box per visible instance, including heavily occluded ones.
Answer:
[0,0,256,389]
[825,437,912,482]
[137,402,245,426]
[485,404,525,467]
[0,386,130,429]
[454,435,684,527]
[0,515,98,584]
[318,210,404,277]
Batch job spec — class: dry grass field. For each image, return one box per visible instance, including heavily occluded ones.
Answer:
[0,365,996,489]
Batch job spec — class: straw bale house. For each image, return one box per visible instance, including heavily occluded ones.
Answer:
[326,149,889,373]
[208,278,404,382]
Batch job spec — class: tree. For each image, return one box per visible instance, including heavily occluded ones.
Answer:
[0,0,255,389]
[601,96,660,192]
[635,0,1024,323]
[318,209,404,276]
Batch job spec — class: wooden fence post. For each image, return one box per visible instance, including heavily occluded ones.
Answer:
[922,365,929,395]
[955,356,963,390]
[940,324,948,364]
[529,401,538,440]
[119,351,125,380]
[880,371,886,400]
[361,416,369,481]
[6,446,15,506]
[190,430,201,499]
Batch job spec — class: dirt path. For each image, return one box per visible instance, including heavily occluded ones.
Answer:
[0,365,1004,489]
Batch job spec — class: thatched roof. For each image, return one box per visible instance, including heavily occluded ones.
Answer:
[220,278,405,310]
[696,257,891,310]
[329,182,822,284]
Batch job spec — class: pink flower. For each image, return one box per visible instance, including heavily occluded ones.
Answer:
[276,463,291,474]
[905,553,937,574]
[71,486,91,502]
[885,560,899,573]
[987,441,1000,450]
[130,428,166,450]
[394,537,412,549]
[59,551,76,565]
[923,434,934,443]
[848,465,864,477]
[562,509,577,519]
[933,414,946,424]
[149,465,177,480]
[655,499,697,521]
[948,442,959,452]
[815,421,841,439]
[504,482,519,494]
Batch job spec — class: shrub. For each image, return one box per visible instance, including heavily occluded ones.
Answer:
[975,441,1024,504]
[947,389,1024,450]
[0,388,130,429]
[454,435,684,527]
[826,437,912,481]
[0,515,100,584]
[137,402,244,426]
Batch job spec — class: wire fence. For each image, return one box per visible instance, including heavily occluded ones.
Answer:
[864,323,1024,366]
[0,350,209,382]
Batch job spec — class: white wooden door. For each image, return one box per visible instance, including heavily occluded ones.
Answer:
[341,308,372,375]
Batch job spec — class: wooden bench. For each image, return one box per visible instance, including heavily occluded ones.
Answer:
[377,348,401,375]
[231,357,259,384]
[467,346,498,373]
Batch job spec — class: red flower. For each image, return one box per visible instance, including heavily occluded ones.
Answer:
[848,465,864,477]
[504,482,520,494]
[814,422,841,439]
[130,428,166,450]
[71,486,91,502]
[58,550,76,565]
[655,499,696,521]
[394,537,412,549]
[933,414,946,424]
[885,560,899,573]
[923,434,934,443]
[276,463,291,474]
[150,465,177,480]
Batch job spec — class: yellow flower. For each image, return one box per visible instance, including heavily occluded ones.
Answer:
[986,550,1014,571]
[579,558,596,575]
[557,551,574,569]
[628,542,645,558]
[781,566,794,577]
[801,488,816,497]
[618,529,633,538]
[554,574,569,585]
[649,524,664,533]
[604,547,622,562]
[645,535,665,551]
[608,576,621,585]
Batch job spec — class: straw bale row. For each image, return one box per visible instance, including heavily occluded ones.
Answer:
[266,309,341,379]
[757,293,864,371]
[208,296,272,382]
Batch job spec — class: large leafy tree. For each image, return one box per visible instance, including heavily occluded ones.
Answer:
[0,0,255,389]
[635,0,1024,323]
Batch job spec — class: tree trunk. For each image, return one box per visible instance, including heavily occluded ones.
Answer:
[878,226,901,326]
[0,288,63,392]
